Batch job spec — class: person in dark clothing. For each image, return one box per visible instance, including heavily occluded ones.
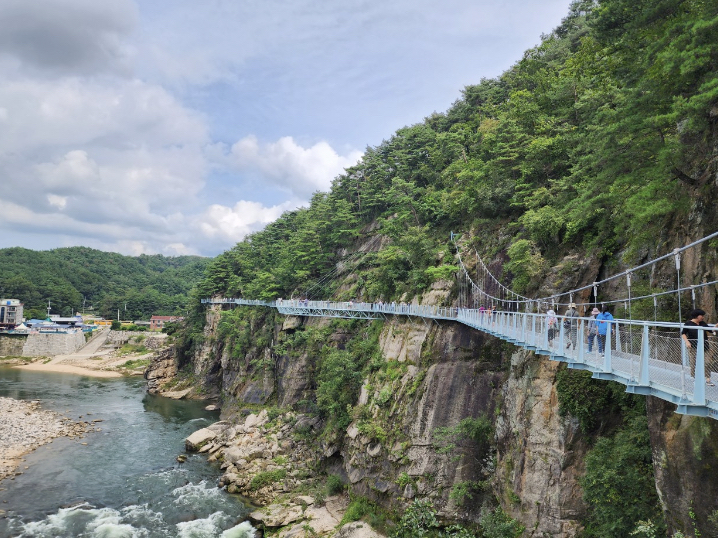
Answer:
[681,308,715,386]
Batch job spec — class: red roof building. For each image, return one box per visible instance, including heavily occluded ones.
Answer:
[149,315,180,331]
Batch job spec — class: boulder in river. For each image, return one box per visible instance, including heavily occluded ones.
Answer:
[185,427,217,451]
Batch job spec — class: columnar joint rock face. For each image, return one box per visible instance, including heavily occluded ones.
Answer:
[496,349,585,537]
[21,332,86,356]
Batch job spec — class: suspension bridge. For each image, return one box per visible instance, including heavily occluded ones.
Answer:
[203,231,718,421]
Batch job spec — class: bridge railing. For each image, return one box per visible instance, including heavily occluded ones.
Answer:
[202,297,717,418]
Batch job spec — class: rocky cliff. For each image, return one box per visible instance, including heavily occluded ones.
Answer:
[148,301,583,535]
[147,266,718,538]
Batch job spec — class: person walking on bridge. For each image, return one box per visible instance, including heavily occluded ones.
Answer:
[596,306,614,356]
[565,303,580,350]
[587,307,600,353]
[681,309,715,386]
[546,308,558,347]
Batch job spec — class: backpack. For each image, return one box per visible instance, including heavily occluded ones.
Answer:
[563,319,571,329]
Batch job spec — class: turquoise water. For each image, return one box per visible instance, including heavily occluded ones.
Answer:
[0,367,254,538]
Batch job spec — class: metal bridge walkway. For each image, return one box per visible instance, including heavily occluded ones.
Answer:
[202,298,718,421]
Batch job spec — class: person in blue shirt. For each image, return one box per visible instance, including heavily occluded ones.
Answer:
[596,306,614,355]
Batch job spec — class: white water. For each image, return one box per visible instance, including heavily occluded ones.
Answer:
[0,368,256,538]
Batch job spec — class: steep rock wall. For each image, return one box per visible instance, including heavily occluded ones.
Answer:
[177,294,718,535]
[340,318,504,522]
[647,397,718,537]
[145,347,177,394]
[184,298,591,532]
[496,351,586,537]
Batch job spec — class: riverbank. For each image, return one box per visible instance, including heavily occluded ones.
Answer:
[14,360,125,378]
[0,397,89,483]
[2,328,160,378]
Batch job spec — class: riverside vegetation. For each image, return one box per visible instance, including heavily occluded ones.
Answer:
[0,246,210,320]
[158,0,718,536]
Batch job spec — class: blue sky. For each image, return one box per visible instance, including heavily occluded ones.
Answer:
[0,0,571,257]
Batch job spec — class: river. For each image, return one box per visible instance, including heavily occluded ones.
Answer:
[0,367,255,538]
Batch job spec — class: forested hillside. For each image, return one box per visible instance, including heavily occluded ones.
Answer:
[173,2,718,535]
[0,246,211,320]
[194,0,718,309]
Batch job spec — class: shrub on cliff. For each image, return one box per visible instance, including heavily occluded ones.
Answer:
[391,498,497,537]
[316,348,363,432]
[580,415,665,537]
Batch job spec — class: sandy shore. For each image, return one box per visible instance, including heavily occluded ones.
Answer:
[15,361,123,378]
[9,328,153,378]
[0,397,89,482]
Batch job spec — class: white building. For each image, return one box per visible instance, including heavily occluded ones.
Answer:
[0,299,24,328]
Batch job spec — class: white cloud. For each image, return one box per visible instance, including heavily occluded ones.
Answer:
[47,194,68,210]
[0,77,207,153]
[197,200,296,244]
[227,136,362,198]
[0,0,138,75]
[0,73,209,216]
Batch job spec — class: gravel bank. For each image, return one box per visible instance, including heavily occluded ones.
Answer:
[0,397,88,482]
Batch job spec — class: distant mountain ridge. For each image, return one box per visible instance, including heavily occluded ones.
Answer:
[0,246,212,320]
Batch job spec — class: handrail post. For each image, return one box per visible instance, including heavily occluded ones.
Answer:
[514,313,519,339]
[604,321,612,373]
[531,314,537,347]
[639,324,650,386]
[577,318,584,363]
[680,335,688,397]
[694,330,706,404]
[543,316,549,351]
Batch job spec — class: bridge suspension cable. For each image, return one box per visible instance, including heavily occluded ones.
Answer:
[453,230,718,322]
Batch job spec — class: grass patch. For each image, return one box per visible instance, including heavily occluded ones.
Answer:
[117,343,149,356]
[0,356,33,363]
[326,474,345,496]
[249,469,286,491]
[340,496,377,525]
[121,358,151,369]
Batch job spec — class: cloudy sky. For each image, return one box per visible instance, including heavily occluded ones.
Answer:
[0,0,571,257]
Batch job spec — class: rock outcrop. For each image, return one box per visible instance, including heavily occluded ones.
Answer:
[647,397,718,536]
[145,347,178,395]
[176,253,718,536]
[496,350,585,537]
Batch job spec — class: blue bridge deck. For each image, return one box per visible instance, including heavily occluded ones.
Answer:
[202,297,718,421]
